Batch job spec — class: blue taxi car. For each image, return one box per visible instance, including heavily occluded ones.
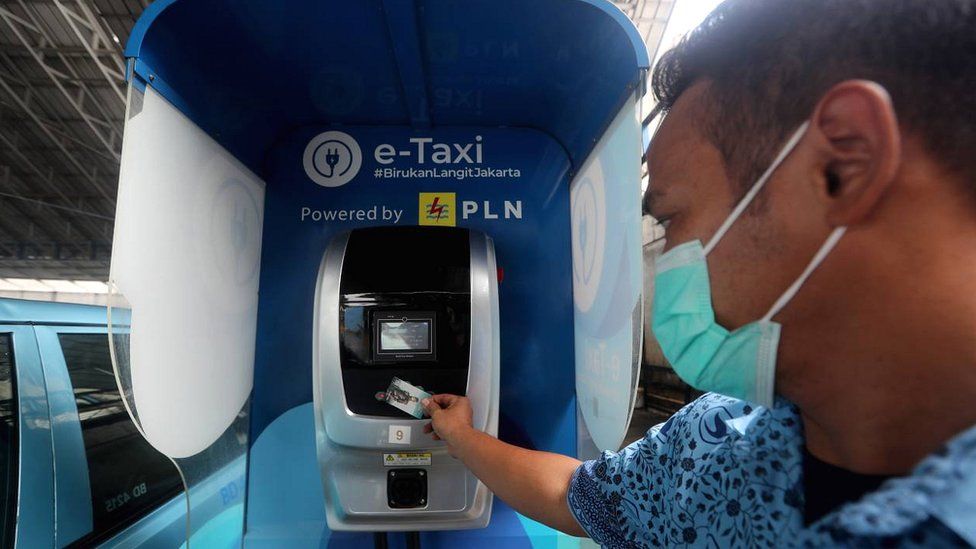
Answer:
[1,297,190,548]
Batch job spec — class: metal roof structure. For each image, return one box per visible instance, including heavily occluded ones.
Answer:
[614,0,675,61]
[0,0,673,282]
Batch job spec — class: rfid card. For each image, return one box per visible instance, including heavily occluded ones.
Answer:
[384,377,432,419]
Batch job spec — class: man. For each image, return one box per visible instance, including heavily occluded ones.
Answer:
[422,0,976,546]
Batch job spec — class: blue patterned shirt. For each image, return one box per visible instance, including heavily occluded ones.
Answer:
[568,393,976,548]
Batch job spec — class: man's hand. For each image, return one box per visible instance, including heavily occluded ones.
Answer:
[422,394,473,457]
[420,393,586,537]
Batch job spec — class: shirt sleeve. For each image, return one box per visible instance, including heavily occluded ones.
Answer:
[567,416,677,547]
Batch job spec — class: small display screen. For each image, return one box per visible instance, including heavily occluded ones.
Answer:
[379,320,431,352]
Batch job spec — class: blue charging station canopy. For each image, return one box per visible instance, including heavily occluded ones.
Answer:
[124,0,649,176]
[112,2,651,543]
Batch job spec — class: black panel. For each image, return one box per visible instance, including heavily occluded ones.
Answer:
[340,227,470,294]
[341,367,468,418]
[337,226,471,417]
[339,294,468,370]
[0,334,16,549]
[387,469,427,509]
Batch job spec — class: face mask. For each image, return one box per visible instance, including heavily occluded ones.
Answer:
[651,122,846,407]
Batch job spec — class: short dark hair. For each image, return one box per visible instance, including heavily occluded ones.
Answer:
[652,0,976,198]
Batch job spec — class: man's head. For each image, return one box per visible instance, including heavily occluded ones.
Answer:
[649,0,976,199]
[645,0,976,404]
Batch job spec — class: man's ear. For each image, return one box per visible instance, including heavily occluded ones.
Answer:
[810,80,901,226]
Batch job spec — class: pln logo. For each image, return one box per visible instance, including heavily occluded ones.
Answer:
[419,193,456,227]
[303,131,362,187]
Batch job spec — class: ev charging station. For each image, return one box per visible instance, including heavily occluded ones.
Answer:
[314,227,500,530]
[107,0,650,546]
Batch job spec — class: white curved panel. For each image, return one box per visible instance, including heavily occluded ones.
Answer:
[572,96,644,452]
[110,86,265,458]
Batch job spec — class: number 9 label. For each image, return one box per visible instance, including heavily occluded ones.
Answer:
[389,425,411,445]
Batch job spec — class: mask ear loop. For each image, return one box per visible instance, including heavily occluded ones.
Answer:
[703,122,811,256]
[762,226,847,322]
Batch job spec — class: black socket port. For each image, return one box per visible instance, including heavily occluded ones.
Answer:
[387,469,428,508]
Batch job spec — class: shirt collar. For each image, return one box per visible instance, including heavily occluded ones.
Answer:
[721,396,798,438]
[815,422,976,543]
[923,423,976,545]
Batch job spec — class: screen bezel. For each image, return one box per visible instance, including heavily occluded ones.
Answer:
[377,319,432,353]
[371,311,436,362]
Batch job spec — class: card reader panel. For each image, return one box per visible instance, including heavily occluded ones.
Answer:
[337,227,471,417]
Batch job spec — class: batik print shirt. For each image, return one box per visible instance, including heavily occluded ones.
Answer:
[568,393,976,548]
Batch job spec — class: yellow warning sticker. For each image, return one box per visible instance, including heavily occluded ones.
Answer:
[418,192,456,226]
[383,452,433,467]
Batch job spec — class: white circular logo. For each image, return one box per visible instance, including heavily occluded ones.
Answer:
[571,167,607,313]
[303,131,362,187]
[209,179,262,286]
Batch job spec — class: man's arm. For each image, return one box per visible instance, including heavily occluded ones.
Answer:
[422,394,587,537]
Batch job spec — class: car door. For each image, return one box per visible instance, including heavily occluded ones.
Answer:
[0,330,12,549]
[34,326,186,548]
[1,325,56,549]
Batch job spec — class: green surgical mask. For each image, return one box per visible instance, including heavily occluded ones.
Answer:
[651,122,846,407]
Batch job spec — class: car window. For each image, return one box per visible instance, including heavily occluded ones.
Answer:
[0,333,17,548]
[58,333,183,546]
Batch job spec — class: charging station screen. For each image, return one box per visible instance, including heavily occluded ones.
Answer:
[378,320,431,352]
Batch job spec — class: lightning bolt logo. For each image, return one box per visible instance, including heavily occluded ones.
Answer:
[418,192,456,226]
[428,197,446,220]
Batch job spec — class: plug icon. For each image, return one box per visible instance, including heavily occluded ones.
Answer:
[324,148,340,177]
[304,132,361,187]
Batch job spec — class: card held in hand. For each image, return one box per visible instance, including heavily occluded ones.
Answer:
[384,377,432,419]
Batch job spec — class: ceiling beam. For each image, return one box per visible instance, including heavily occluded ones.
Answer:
[0,180,112,240]
[0,44,118,57]
[0,71,123,88]
[0,118,115,221]
[0,260,110,281]
[0,53,122,170]
[0,61,118,203]
[0,0,124,162]
[52,0,127,100]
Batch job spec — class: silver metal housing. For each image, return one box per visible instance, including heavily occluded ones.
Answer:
[312,229,500,531]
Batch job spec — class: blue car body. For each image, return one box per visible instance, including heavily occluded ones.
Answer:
[0,298,190,548]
